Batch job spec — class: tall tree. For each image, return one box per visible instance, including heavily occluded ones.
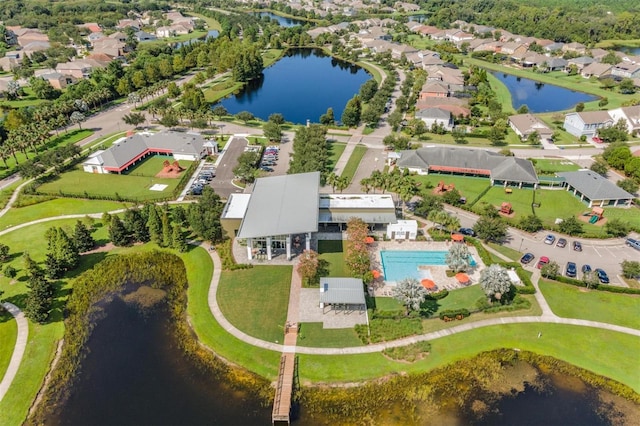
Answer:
[445,243,471,273]
[393,277,426,315]
[479,264,512,304]
[297,250,320,286]
[73,220,95,253]
[24,258,54,324]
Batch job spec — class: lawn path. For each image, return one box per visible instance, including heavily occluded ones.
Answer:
[0,303,28,403]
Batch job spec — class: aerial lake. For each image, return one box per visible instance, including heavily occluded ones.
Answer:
[44,285,638,425]
[490,72,598,112]
[255,11,306,27]
[215,48,372,124]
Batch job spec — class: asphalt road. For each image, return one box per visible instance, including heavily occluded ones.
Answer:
[209,136,248,199]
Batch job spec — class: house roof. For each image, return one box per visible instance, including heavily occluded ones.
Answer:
[573,111,613,125]
[421,81,449,93]
[508,113,552,136]
[221,194,251,220]
[557,170,634,201]
[237,172,320,239]
[319,278,366,306]
[397,147,538,184]
[416,107,452,120]
[581,62,612,76]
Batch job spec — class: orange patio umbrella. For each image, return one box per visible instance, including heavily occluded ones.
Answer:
[451,233,464,242]
[365,236,375,244]
[421,279,436,289]
[371,270,381,279]
[455,273,470,284]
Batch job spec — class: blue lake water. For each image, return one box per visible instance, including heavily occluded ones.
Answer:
[216,48,372,124]
[255,12,306,27]
[618,46,640,55]
[174,30,219,49]
[490,72,598,112]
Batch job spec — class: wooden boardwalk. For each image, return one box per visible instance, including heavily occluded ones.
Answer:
[272,323,298,425]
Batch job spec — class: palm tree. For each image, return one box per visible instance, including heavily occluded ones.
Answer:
[445,243,471,273]
[70,111,85,130]
[393,277,427,315]
[360,177,372,193]
[326,172,338,192]
[479,264,512,303]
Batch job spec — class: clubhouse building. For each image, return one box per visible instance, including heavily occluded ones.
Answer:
[557,170,634,207]
[82,131,207,174]
[396,147,539,188]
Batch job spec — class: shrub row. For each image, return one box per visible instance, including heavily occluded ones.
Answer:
[478,295,532,313]
[552,275,640,294]
[216,239,252,270]
[425,289,449,300]
[439,308,470,321]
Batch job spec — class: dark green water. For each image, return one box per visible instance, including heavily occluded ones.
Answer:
[46,291,637,425]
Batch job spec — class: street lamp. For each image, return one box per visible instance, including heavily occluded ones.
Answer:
[519,237,524,252]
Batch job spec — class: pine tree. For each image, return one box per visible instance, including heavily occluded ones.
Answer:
[147,204,163,245]
[24,263,54,324]
[73,220,96,253]
[171,223,187,252]
[45,227,79,279]
[109,216,131,246]
[162,212,172,247]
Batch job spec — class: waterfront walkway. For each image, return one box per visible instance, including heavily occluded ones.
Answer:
[0,303,28,403]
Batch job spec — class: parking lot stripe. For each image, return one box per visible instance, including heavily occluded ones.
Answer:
[592,247,603,257]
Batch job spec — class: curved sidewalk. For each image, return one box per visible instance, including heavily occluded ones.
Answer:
[0,303,29,403]
[205,250,640,356]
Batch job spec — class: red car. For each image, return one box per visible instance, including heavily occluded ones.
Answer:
[536,256,550,269]
[592,136,603,143]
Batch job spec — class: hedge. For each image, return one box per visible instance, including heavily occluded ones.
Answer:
[439,308,470,321]
[216,238,252,270]
[553,275,640,294]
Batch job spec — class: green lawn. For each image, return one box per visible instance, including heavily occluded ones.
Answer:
[297,323,640,392]
[487,71,516,114]
[37,161,188,202]
[125,154,189,177]
[327,142,347,173]
[474,186,535,221]
[0,199,130,231]
[217,266,292,342]
[317,240,348,277]
[434,285,485,311]
[0,309,18,384]
[533,158,581,175]
[0,180,22,210]
[488,242,524,261]
[412,174,491,201]
[340,145,367,183]
[533,189,597,229]
[602,206,640,231]
[540,280,640,330]
[298,323,363,347]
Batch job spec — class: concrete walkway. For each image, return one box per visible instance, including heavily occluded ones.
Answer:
[204,246,640,356]
[0,303,29,403]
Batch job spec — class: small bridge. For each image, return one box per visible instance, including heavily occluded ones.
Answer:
[272,322,299,425]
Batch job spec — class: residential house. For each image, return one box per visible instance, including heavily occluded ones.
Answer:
[562,42,586,54]
[608,105,640,134]
[508,114,553,141]
[520,53,548,68]
[544,42,564,53]
[134,31,157,42]
[14,28,49,47]
[416,107,454,131]
[567,56,594,71]
[109,32,128,43]
[415,25,441,37]
[81,22,102,33]
[37,71,76,90]
[450,31,474,45]
[56,59,106,79]
[390,43,417,60]
[581,62,612,79]
[588,48,610,62]
[419,81,449,98]
[0,57,20,72]
[394,2,421,12]
[87,32,106,45]
[117,19,142,30]
[500,42,527,57]
[472,40,502,53]
[22,41,51,57]
[563,111,614,138]
[544,57,568,72]
[156,26,175,38]
[611,63,640,79]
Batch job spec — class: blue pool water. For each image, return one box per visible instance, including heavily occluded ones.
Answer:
[380,250,476,282]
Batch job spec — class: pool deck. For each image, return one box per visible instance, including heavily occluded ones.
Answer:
[369,240,485,297]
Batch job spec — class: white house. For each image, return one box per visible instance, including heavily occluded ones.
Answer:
[415,107,454,131]
[508,113,553,141]
[608,105,640,134]
[386,220,418,240]
[563,111,613,138]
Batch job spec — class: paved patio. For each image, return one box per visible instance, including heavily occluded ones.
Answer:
[368,239,486,297]
[298,288,368,329]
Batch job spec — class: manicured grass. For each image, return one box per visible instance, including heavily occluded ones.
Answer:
[327,142,346,172]
[0,180,22,210]
[0,199,130,231]
[37,163,186,202]
[217,266,292,342]
[488,242,524,261]
[262,49,284,67]
[0,309,18,384]
[533,158,581,175]
[432,285,485,312]
[297,323,640,392]
[474,186,534,222]
[317,240,348,277]
[298,322,363,347]
[340,145,367,183]
[487,71,516,114]
[533,189,597,229]
[186,249,281,380]
[412,174,491,201]
[203,77,244,103]
[601,206,640,231]
[0,87,43,109]
[540,280,640,330]
[125,154,188,177]
[373,297,402,311]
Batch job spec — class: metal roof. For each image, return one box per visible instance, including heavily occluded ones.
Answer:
[237,172,320,239]
[319,278,366,305]
[557,170,634,201]
[221,194,251,219]
[318,211,398,224]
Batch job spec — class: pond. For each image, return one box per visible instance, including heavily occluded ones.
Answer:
[618,46,640,56]
[43,285,638,425]
[490,71,598,112]
[254,11,306,27]
[174,30,219,49]
[215,48,372,124]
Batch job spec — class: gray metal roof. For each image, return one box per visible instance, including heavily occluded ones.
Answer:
[557,170,634,201]
[397,147,538,184]
[237,172,320,239]
[319,277,366,305]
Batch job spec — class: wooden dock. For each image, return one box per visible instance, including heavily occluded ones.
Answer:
[272,323,298,425]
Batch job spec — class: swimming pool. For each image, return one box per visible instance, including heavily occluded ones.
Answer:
[380,250,476,282]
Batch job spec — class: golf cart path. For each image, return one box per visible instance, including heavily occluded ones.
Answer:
[0,303,29,403]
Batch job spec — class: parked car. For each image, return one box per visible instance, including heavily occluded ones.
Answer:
[566,262,577,278]
[573,241,582,252]
[595,268,609,284]
[190,185,203,195]
[458,227,476,237]
[260,166,274,172]
[520,253,535,264]
[556,238,567,248]
[544,234,556,245]
[582,264,592,274]
[626,238,640,251]
[536,256,550,269]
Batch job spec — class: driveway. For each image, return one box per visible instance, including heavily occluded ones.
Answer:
[209,136,248,199]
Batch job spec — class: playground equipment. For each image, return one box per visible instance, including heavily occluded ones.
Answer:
[589,206,604,224]
[435,181,456,193]
[500,202,513,215]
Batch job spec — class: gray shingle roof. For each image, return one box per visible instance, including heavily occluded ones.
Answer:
[319,277,366,305]
[237,172,320,239]
[416,107,451,120]
[557,170,634,201]
[397,147,538,184]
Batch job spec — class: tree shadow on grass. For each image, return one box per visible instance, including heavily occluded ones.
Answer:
[66,252,109,280]
[420,299,440,318]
